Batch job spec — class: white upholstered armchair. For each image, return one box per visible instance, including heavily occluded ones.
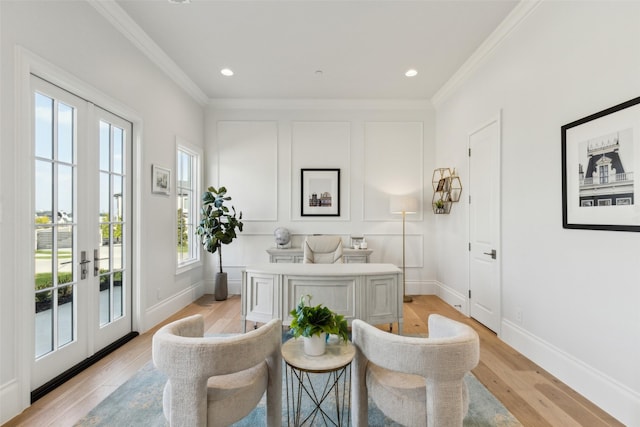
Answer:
[351,314,480,427]
[152,315,282,427]
[303,235,343,263]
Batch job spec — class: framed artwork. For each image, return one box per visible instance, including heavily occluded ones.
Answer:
[301,168,340,217]
[561,96,640,231]
[152,164,171,195]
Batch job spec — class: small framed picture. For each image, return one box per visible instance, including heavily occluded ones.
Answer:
[152,164,171,195]
[301,168,340,217]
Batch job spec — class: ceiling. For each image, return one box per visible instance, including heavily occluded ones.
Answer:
[114,0,519,101]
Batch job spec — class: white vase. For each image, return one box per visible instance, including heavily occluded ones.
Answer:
[303,333,327,356]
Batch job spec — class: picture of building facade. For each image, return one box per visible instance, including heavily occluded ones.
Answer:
[578,130,634,207]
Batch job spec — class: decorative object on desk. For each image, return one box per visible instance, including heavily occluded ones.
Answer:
[432,167,462,214]
[273,227,291,248]
[151,164,170,195]
[301,168,340,217]
[289,294,349,356]
[561,95,640,232]
[360,238,367,249]
[195,186,243,300]
[390,195,418,303]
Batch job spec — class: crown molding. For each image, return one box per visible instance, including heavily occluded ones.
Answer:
[87,0,209,107]
[431,0,543,108]
[208,98,433,111]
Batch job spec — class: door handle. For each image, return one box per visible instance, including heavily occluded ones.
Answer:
[80,250,91,279]
[483,249,497,259]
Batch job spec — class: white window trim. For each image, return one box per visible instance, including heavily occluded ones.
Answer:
[175,137,202,274]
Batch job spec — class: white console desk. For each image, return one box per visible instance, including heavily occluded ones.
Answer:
[241,263,403,334]
[266,247,372,263]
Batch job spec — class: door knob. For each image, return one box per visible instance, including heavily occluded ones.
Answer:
[483,249,497,259]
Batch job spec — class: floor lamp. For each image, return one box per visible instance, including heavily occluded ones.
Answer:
[390,196,418,303]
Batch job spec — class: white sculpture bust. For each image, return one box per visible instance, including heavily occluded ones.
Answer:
[274,227,291,248]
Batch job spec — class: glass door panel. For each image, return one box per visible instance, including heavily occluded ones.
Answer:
[33,90,78,360]
[97,115,129,330]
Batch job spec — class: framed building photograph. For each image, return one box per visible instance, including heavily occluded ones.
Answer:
[152,164,171,195]
[301,168,340,216]
[561,96,640,231]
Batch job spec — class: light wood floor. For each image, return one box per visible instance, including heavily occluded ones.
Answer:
[4,295,623,427]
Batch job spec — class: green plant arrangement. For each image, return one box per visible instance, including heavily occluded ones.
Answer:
[195,186,243,300]
[289,295,349,342]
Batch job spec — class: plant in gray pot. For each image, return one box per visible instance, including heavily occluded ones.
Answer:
[195,186,243,301]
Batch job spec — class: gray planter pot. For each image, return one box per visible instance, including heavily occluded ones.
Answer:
[215,272,228,301]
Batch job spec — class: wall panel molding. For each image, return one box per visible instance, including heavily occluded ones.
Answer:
[217,121,278,221]
[363,122,424,221]
[291,121,351,221]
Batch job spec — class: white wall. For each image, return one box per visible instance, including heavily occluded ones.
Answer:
[434,2,640,425]
[204,102,437,295]
[0,1,204,422]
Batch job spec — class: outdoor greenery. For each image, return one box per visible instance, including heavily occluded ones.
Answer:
[35,272,73,304]
[177,208,188,251]
[35,271,73,290]
[289,295,349,342]
[195,186,243,274]
[100,215,122,242]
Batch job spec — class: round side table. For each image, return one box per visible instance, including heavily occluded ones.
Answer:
[281,336,355,427]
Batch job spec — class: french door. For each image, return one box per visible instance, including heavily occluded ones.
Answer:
[32,76,132,389]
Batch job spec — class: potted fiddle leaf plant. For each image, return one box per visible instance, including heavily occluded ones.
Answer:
[289,295,349,356]
[195,186,243,301]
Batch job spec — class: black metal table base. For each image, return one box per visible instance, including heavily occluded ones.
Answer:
[285,363,351,427]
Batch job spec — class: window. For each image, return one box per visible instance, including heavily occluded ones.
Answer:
[176,140,201,270]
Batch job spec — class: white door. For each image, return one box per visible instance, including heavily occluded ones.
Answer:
[32,76,132,390]
[468,115,501,333]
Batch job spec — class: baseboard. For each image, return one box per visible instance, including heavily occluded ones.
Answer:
[143,281,205,333]
[405,279,438,296]
[433,281,468,315]
[501,319,639,426]
[0,379,24,425]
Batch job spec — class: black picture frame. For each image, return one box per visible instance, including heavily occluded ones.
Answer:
[561,96,640,232]
[301,168,340,217]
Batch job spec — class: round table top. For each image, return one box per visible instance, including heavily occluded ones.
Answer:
[282,336,355,373]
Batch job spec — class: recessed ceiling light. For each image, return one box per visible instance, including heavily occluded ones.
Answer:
[405,69,418,77]
[220,68,234,77]
[168,0,190,4]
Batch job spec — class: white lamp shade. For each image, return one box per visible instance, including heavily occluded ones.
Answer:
[390,195,418,214]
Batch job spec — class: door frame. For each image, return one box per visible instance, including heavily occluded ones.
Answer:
[14,47,144,407]
[467,112,502,335]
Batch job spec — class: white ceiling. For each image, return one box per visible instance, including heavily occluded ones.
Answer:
[114,0,519,101]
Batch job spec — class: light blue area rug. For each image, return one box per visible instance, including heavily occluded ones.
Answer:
[75,360,521,426]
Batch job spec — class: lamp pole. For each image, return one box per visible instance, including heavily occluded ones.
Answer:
[402,209,413,303]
